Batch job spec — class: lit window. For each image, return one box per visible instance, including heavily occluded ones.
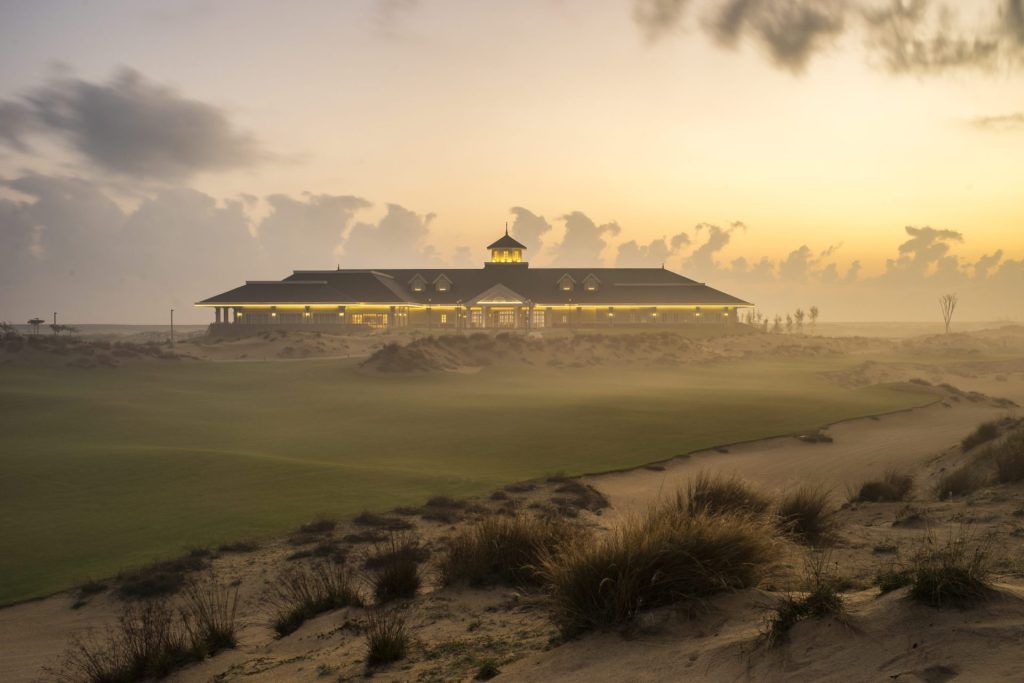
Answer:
[440,313,448,324]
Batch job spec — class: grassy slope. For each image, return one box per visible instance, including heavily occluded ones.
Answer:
[0,357,934,604]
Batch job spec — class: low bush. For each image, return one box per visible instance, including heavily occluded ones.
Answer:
[934,463,986,499]
[296,517,337,535]
[116,552,209,600]
[475,659,501,680]
[907,533,993,608]
[776,486,836,545]
[364,609,409,667]
[552,480,609,511]
[763,553,845,647]
[269,561,363,637]
[367,534,422,603]
[353,510,413,530]
[684,472,771,517]
[539,502,777,637]
[962,420,1001,452]
[853,470,914,503]
[875,567,912,594]
[439,513,584,587]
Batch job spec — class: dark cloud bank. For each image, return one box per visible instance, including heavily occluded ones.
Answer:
[634,0,1024,74]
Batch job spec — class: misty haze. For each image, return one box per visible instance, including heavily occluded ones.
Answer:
[1,1,1023,682]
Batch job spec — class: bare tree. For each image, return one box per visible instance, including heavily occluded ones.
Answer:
[939,293,958,334]
[785,313,794,333]
[794,308,805,333]
[772,314,782,334]
[809,306,819,334]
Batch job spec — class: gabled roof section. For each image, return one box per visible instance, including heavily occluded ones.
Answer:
[196,280,345,305]
[487,233,527,250]
[467,283,528,306]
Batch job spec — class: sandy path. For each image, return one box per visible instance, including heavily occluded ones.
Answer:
[586,400,1012,517]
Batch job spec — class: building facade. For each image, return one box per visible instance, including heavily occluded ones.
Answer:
[196,231,751,330]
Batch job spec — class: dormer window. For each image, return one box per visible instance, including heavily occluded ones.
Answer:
[558,274,575,292]
[409,274,427,293]
[583,273,600,292]
[434,274,452,292]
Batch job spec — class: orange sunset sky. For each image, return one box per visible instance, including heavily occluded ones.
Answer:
[1,0,1022,322]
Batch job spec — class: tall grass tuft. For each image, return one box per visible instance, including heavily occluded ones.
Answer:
[364,609,409,668]
[961,420,1001,452]
[853,470,914,503]
[366,533,422,604]
[776,486,836,545]
[907,532,993,608]
[933,463,985,499]
[684,472,771,517]
[993,430,1024,483]
[179,575,239,656]
[269,561,363,637]
[439,513,584,587]
[539,501,777,637]
[52,575,241,683]
[763,552,845,647]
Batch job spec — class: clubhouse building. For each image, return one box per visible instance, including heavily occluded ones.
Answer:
[197,230,751,330]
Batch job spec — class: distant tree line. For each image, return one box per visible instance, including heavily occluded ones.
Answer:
[743,306,819,335]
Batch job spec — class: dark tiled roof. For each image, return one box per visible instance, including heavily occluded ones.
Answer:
[486,233,527,250]
[197,265,750,307]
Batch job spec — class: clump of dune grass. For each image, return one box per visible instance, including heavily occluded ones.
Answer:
[366,533,423,604]
[364,609,409,668]
[269,561,362,637]
[685,472,771,517]
[539,501,777,637]
[852,470,914,503]
[763,553,845,647]
[116,551,210,600]
[961,420,1002,452]
[993,430,1024,483]
[52,576,239,683]
[776,486,836,545]
[934,463,986,499]
[179,575,240,656]
[907,532,993,608]
[439,513,584,587]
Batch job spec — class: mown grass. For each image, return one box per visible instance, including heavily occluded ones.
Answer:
[0,357,936,604]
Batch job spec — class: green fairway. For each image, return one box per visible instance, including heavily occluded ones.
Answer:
[0,357,935,604]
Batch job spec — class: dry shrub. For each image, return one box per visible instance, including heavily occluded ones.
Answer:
[907,532,993,608]
[52,576,239,683]
[116,551,209,600]
[993,430,1024,483]
[853,470,914,503]
[366,534,422,604]
[439,513,584,587]
[364,609,409,668]
[685,472,771,517]
[539,501,777,636]
[776,486,836,545]
[934,463,986,499]
[269,561,362,637]
[763,553,845,647]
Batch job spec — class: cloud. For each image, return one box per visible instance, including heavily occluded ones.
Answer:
[258,193,371,270]
[706,0,846,72]
[863,0,1001,74]
[0,68,262,180]
[508,206,553,256]
[340,203,442,268]
[550,211,622,266]
[616,232,690,267]
[884,225,964,279]
[973,249,1004,278]
[682,221,745,277]
[970,112,1024,130]
[637,0,1024,75]
[634,0,693,41]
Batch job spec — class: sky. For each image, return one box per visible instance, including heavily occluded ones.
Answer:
[0,0,1022,323]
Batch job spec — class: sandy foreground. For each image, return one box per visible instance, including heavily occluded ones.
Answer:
[2,330,1024,682]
